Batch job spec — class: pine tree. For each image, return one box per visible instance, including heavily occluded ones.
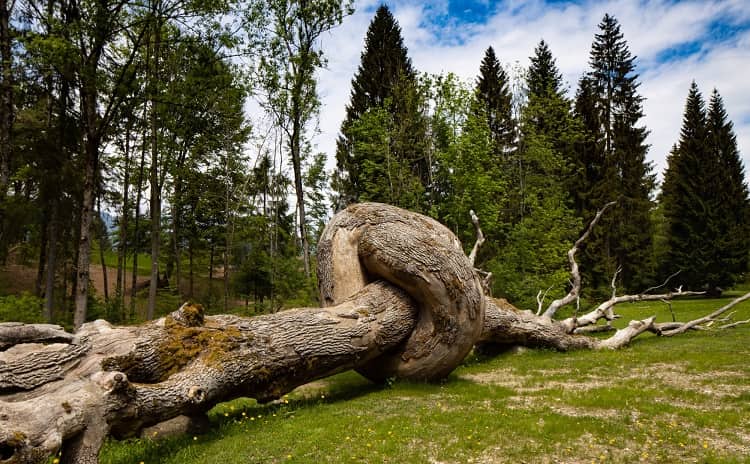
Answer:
[575,14,655,292]
[474,46,513,152]
[661,83,750,293]
[334,5,428,210]
[527,40,563,101]
[707,89,750,288]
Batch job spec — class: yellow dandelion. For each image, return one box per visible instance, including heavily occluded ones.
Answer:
[52,459,60,464]
[703,442,709,449]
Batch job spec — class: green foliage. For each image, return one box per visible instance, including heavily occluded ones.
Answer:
[575,14,655,294]
[334,5,429,210]
[490,133,580,308]
[474,46,514,153]
[660,84,750,292]
[0,292,44,323]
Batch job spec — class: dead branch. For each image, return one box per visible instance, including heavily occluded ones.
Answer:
[467,209,485,267]
[558,288,706,333]
[660,291,750,336]
[542,201,616,318]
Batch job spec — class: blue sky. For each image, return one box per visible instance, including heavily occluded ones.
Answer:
[309,0,750,186]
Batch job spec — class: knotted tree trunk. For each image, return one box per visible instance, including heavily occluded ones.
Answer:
[1,203,747,464]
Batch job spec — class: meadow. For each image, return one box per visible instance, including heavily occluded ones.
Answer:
[99,293,750,464]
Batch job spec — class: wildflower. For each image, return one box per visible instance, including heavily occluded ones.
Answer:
[52,459,60,464]
[703,442,709,449]
[193,436,198,441]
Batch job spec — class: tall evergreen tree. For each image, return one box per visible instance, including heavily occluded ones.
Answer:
[574,14,655,292]
[334,5,428,211]
[527,40,563,101]
[474,46,513,152]
[661,83,749,292]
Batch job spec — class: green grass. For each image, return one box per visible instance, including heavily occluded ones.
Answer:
[96,248,153,276]
[99,295,750,464]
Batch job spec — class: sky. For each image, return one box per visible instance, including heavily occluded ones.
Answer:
[310,0,750,187]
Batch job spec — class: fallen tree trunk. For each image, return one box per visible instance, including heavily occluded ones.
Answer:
[1,202,748,464]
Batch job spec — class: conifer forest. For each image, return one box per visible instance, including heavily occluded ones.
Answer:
[1,1,750,463]
[0,0,747,322]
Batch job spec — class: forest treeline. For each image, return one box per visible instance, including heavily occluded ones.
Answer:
[0,1,748,327]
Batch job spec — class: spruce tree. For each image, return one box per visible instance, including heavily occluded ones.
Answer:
[527,40,563,100]
[334,5,428,211]
[708,90,750,288]
[661,84,749,292]
[574,14,655,292]
[474,46,513,152]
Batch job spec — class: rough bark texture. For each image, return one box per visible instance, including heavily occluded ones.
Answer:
[1,202,747,464]
[317,203,485,381]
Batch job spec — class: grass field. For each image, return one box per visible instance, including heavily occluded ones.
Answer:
[98,293,750,464]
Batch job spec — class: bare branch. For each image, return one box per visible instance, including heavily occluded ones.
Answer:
[467,209,485,267]
[559,288,705,333]
[641,270,682,295]
[542,201,616,318]
[719,318,750,330]
[536,286,553,316]
[661,291,750,336]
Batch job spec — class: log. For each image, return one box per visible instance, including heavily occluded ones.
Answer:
[0,202,747,464]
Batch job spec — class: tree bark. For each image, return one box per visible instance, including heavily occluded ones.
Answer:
[0,0,13,195]
[1,203,748,464]
[43,207,58,322]
[116,121,132,310]
[73,126,98,329]
[147,13,162,321]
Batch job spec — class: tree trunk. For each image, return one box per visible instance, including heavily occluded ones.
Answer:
[147,17,162,321]
[172,177,182,298]
[0,0,13,195]
[208,244,214,309]
[35,211,49,297]
[43,207,58,322]
[131,133,147,319]
[188,240,194,298]
[97,196,109,304]
[116,122,132,310]
[290,118,310,278]
[74,128,98,329]
[1,203,746,464]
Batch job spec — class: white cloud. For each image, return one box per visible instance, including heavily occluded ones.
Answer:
[311,0,750,185]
